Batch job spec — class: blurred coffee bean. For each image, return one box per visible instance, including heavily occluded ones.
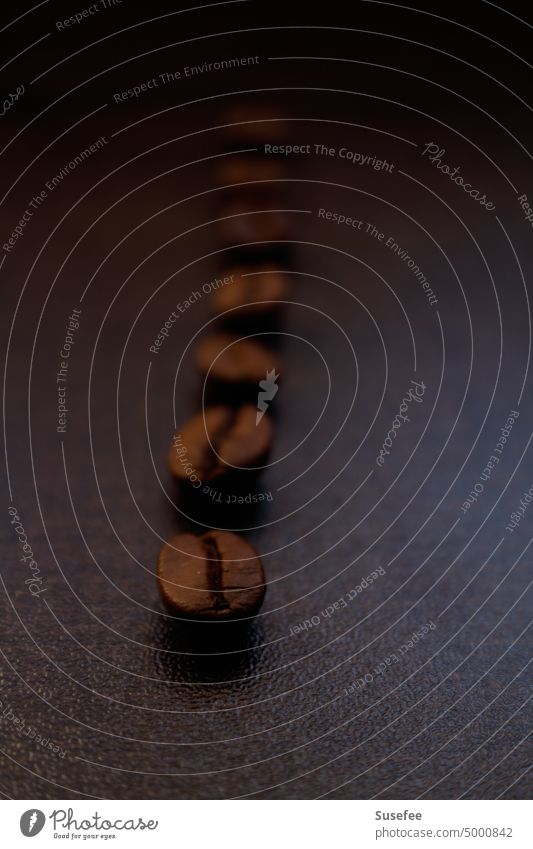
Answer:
[221,104,288,145]
[168,404,273,483]
[195,332,281,384]
[210,266,288,319]
[215,157,285,187]
[157,530,266,620]
[216,201,291,247]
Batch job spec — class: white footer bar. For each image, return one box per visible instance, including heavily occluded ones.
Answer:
[2,799,530,848]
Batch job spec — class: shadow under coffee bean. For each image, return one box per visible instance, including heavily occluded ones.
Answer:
[224,243,294,267]
[152,613,266,685]
[195,332,282,405]
[173,475,274,532]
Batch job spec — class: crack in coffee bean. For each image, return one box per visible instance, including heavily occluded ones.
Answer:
[157,531,266,620]
[203,535,230,611]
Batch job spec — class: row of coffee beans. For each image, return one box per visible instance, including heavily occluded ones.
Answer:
[156,105,290,623]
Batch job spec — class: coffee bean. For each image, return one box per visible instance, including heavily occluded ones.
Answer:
[157,531,266,620]
[210,266,288,318]
[195,332,281,384]
[168,404,273,482]
[216,201,291,247]
[221,104,288,144]
[215,157,285,187]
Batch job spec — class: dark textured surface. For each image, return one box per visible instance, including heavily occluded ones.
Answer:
[0,0,532,799]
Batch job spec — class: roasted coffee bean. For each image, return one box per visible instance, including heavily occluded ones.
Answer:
[157,531,266,620]
[215,157,285,187]
[221,104,288,144]
[210,266,288,318]
[195,332,281,384]
[216,201,291,247]
[168,404,273,482]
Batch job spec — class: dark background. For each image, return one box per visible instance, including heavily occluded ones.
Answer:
[0,0,531,799]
